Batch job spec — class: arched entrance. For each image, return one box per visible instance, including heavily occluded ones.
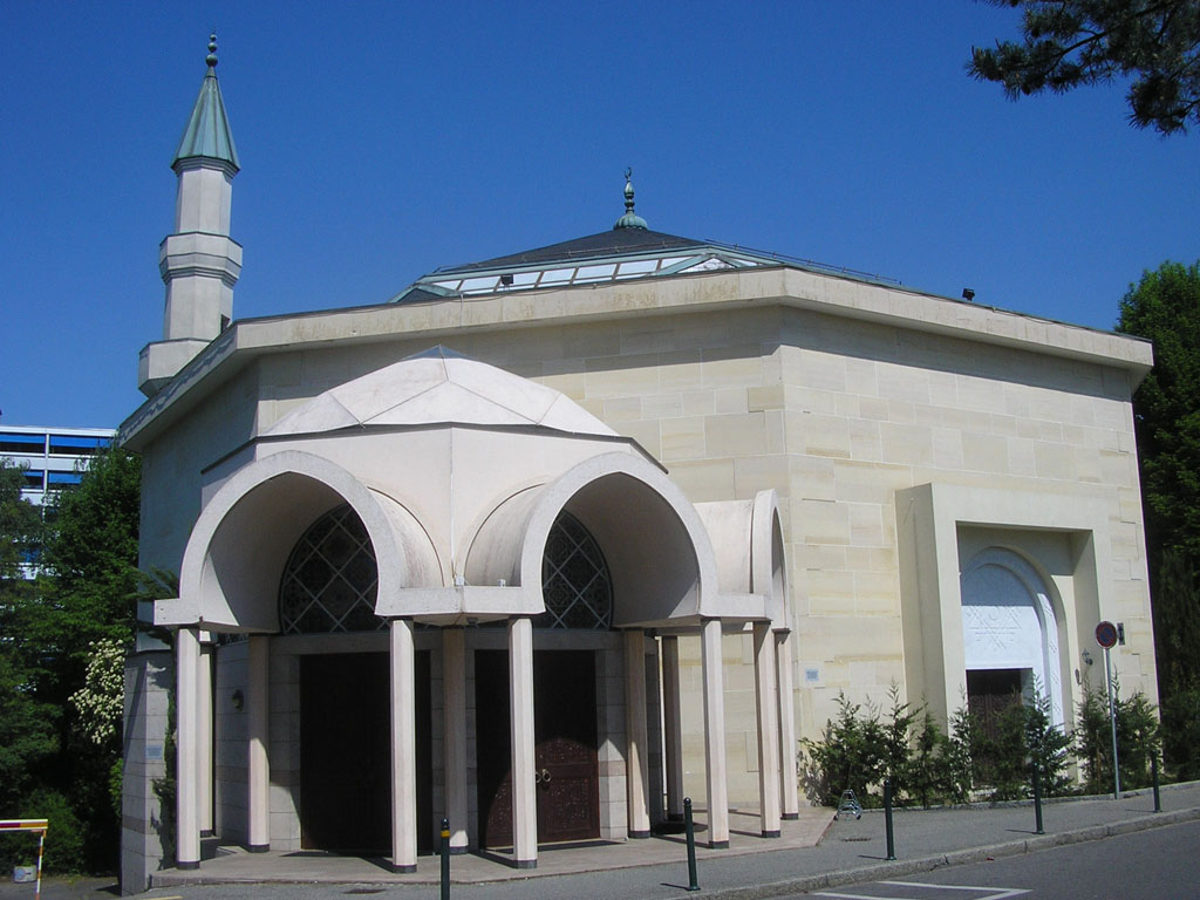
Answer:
[476,511,609,848]
[960,548,1064,730]
[284,505,432,855]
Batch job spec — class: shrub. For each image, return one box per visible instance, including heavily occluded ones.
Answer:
[1076,683,1161,793]
[2,789,86,874]
[943,705,974,803]
[801,692,886,807]
[1024,689,1072,797]
[907,710,949,808]
[801,685,974,809]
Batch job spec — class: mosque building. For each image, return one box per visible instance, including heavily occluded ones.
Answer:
[120,36,1158,891]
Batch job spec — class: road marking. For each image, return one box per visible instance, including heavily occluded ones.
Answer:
[881,883,1029,900]
[814,884,1029,900]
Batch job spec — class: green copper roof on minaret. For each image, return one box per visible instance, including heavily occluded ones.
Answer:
[613,167,648,230]
[172,33,240,171]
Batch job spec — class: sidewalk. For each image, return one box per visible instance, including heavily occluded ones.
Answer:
[7,782,1199,898]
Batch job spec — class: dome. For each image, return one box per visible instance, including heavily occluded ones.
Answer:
[263,346,618,438]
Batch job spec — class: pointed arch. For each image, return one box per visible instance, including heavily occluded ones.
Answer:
[161,450,440,631]
[960,546,1065,726]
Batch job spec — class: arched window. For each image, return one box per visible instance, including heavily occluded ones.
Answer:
[279,504,383,634]
[538,511,612,629]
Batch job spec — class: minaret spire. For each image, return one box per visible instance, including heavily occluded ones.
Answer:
[613,167,648,231]
[139,33,243,397]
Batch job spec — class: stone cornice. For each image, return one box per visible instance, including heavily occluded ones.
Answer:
[120,265,1154,450]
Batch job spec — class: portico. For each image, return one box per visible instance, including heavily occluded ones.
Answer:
[154,349,793,872]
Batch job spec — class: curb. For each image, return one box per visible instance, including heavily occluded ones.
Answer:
[700,805,1200,900]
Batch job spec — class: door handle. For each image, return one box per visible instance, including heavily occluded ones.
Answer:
[540,767,552,784]
[534,769,541,784]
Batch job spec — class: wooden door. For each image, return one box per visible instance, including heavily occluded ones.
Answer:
[475,649,600,848]
[300,651,432,855]
[966,667,1024,743]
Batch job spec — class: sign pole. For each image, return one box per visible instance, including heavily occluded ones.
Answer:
[1105,645,1120,799]
[1095,621,1121,800]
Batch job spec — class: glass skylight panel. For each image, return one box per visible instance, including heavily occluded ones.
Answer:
[399,240,793,304]
[616,259,658,276]
[539,267,576,285]
[574,264,616,282]
[460,276,500,293]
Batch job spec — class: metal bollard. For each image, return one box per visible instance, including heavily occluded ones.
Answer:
[440,817,450,900]
[684,797,700,892]
[1152,753,1162,813]
[883,777,896,860]
[1032,759,1044,835]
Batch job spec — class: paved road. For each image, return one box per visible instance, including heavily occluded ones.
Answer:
[5,785,1198,899]
[801,818,1200,900]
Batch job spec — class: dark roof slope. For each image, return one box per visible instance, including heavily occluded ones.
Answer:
[437,229,706,274]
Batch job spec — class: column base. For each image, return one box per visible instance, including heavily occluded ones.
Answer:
[447,845,469,855]
[761,829,781,838]
[782,812,799,821]
[176,861,200,871]
[629,829,651,839]
[513,859,537,870]
[247,844,270,853]
[200,829,215,838]
[708,840,729,850]
[390,862,417,874]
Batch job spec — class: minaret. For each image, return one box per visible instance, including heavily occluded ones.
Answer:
[139,34,242,396]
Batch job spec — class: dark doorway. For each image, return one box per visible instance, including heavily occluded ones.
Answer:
[299,651,432,855]
[475,649,600,848]
[966,667,1025,741]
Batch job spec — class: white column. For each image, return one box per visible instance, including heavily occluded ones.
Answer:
[624,629,651,837]
[442,627,468,853]
[776,630,800,819]
[661,635,684,820]
[508,617,537,868]
[198,642,214,835]
[390,619,417,872]
[700,618,729,848]
[247,634,270,851]
[176,626,201,868]
[753,622,781,837]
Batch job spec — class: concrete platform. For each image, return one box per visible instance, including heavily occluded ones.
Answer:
[151,806,833,887]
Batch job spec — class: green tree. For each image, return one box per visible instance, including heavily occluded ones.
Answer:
[0,447,141,872]
[1116,262,1200,743]
[969,1,1200,135]
[0,462,53,813]
[38,446,142,652]
[0,459,43,581]
[0,463,58,873]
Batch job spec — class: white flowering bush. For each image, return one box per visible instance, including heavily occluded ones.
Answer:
[70,638,125,746]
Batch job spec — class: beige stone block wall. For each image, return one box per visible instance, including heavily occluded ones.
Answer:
[410,305,1152,806]
[133,289,1153,811]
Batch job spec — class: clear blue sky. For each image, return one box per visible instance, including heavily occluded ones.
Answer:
[3,1,1198,429]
